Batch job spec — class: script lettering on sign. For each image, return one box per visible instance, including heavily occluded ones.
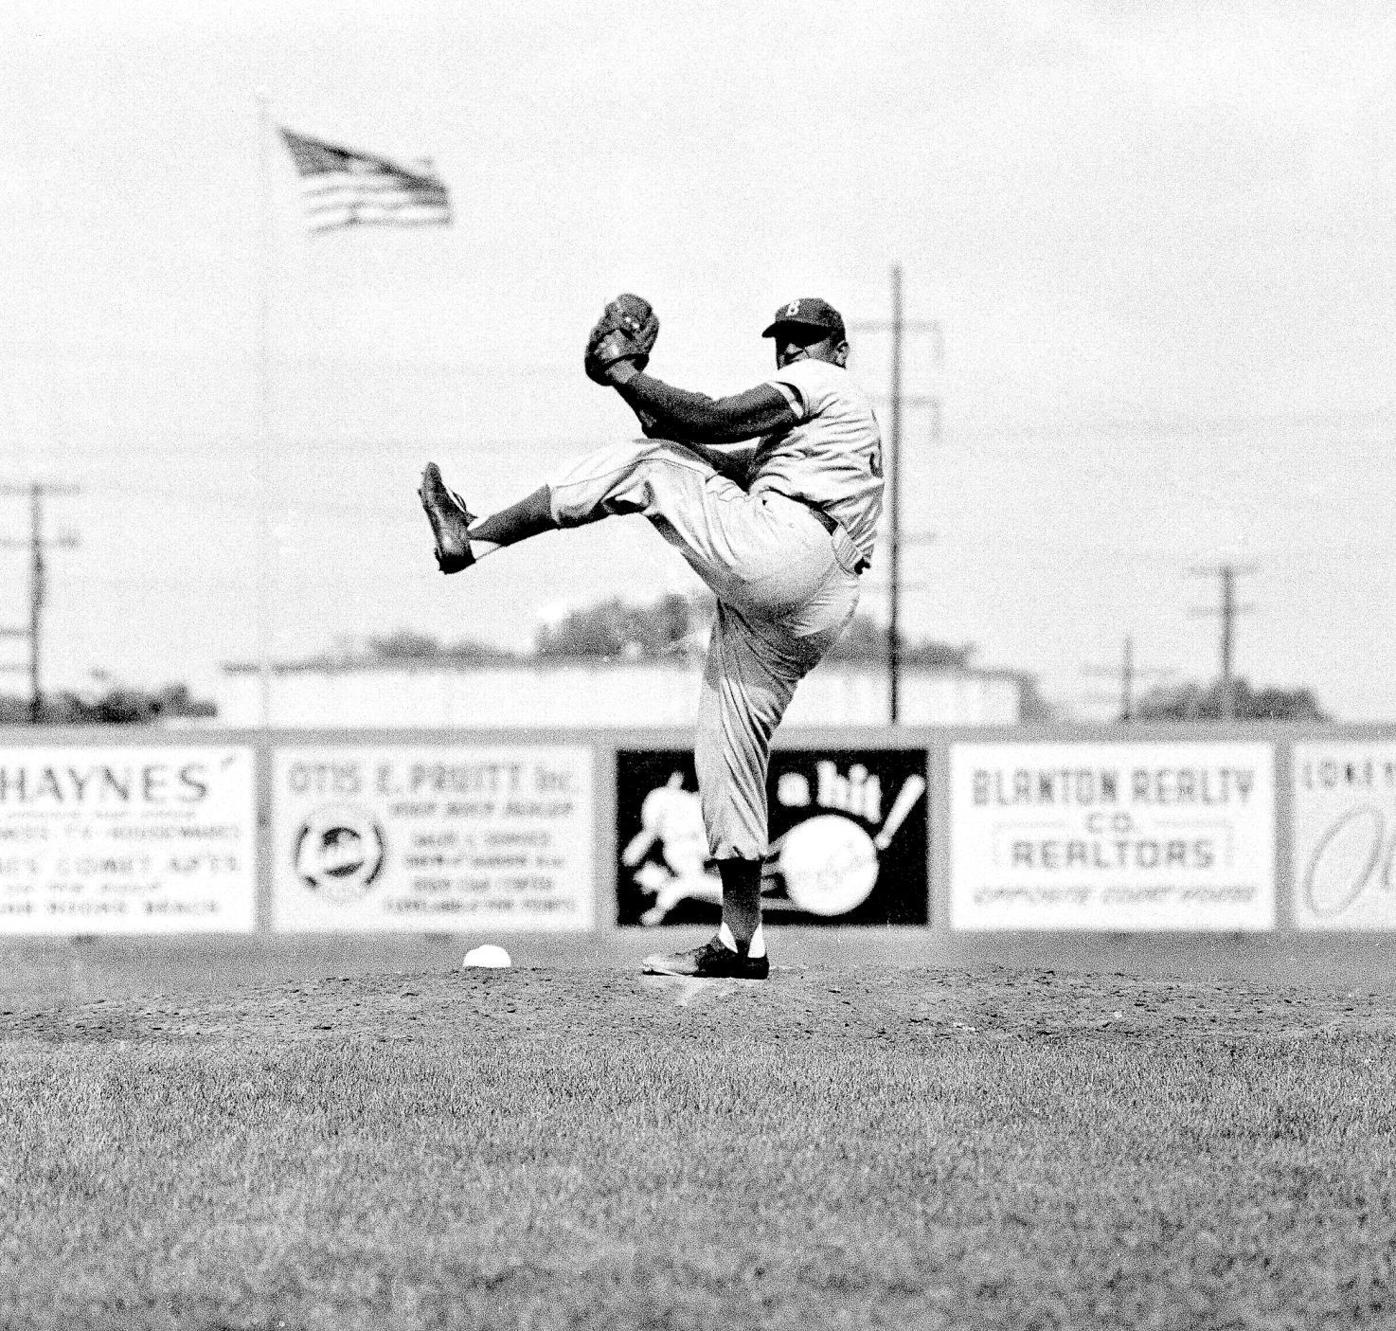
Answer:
[1293,744,1396,929]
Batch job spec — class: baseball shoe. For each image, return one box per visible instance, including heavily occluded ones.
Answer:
[642,923,769,980]
[418,462,477,574]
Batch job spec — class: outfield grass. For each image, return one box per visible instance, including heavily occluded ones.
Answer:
[3,965,1395,1329]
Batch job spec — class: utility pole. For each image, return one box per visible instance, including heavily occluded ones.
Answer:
[1083,634,1174,722]
[888,266,903,727]
[1,482,80,722]
[852,264,942,725]
[1189,563,1257,719]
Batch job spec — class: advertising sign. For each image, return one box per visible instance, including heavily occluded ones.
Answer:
[1294,742,1396,929]
[273,745,593,931]
[950,741,1274,931]
[616,748,929,927]
[0,745,256,934]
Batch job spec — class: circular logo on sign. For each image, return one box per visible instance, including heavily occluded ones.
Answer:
[293,806,386,902]
[778,814,879,916]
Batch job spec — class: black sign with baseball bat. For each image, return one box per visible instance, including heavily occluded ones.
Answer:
[616,748,930,927]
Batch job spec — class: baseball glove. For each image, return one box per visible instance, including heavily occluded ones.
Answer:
[585,293,659,384]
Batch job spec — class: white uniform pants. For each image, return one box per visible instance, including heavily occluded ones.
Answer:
[549,438,862,859]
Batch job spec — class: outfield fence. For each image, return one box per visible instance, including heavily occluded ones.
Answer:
[0,723,1391,936]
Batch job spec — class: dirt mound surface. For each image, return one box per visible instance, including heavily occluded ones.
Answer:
[3,964,1390,1048]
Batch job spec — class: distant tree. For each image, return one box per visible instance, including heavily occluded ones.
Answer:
[360,630,515,663]
[0,682,218,725]
[535,594,699,659]
[822,612,888,661]
[904,640,978,669]
[1244,683,1329,722]
[1133,676,1330,722]
[1017,676,1059,722]
[823,611,976,669]
[366,629,442,660]
[531,599,988,672]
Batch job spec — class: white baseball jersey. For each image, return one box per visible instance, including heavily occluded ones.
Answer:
[544,351,880,861]
[749,358,884,567]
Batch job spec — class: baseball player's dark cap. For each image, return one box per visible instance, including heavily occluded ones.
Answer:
[761,297,846,341]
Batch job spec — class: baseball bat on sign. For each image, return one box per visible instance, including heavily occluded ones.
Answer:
[874,774,927,850]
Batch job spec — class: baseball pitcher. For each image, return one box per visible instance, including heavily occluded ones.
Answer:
[418,294,883,979]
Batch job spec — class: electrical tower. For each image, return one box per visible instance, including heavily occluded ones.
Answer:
[1189,563,1257,719]
[1,482,80,722]
[852,264,942,725]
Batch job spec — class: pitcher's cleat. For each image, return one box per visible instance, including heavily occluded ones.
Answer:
[418,462,477,574]
[642,923,769,980]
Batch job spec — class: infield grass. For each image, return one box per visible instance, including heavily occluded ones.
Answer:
[3,965,1395,1329]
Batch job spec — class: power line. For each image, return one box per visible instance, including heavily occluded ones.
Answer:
[0,482,81,721]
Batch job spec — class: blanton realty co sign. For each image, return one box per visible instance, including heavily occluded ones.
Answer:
[949,741,1275,931]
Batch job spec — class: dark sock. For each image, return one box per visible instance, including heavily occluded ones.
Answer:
[718,857,762,949]
[469,485,557,546]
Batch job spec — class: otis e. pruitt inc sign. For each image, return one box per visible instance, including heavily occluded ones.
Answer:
[0,746,255,933]
[950,741,1274,930]
[272,744,593,931]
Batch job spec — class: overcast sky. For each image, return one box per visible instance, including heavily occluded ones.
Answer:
[1,0,1393,720]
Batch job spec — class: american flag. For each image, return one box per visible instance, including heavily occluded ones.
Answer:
[279,127,452,233]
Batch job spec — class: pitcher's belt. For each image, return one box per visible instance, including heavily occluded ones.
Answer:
[765,490,869,574]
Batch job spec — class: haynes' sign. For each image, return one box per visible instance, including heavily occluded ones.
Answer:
[950,741,1274,931]
[1293,742,1396,930]
[272,745,593,932]
[0,745,256,934]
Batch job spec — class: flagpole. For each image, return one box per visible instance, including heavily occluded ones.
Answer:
[255,90,273,731]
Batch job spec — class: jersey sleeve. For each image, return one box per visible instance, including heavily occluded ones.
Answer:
[764,358,836,422]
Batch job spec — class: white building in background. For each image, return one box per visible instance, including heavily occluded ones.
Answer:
[214,659,1032,729]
